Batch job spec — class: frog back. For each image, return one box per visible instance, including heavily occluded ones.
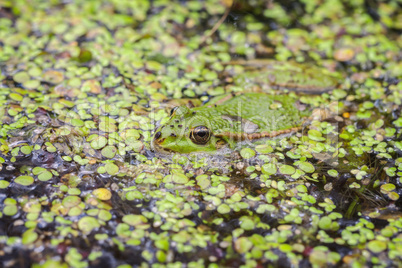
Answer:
[195,93,307,139]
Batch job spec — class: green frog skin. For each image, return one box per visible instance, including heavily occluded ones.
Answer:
[152,93,309,153]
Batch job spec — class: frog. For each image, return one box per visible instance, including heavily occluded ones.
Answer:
[152,92,310,153]
[152,60,339,153]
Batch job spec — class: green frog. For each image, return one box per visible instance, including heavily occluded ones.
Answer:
[152,92,310,153]
[152,60,338,153]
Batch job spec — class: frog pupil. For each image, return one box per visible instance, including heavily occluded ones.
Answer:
[197,131,206,137]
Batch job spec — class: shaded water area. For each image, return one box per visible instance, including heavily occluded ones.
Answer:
[0,0,401,267]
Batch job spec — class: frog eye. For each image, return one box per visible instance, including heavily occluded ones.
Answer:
[190,126,211,145]
[170,106,178,116]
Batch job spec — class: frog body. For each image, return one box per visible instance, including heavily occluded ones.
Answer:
[152,93,309,153]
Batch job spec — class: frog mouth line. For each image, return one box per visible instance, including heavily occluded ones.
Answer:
[151,141,165,153]
[150,137,162,152]
[151,136,230,154]
[151,138,175,153]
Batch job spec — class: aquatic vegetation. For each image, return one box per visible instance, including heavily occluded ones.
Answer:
[0,0,401,267]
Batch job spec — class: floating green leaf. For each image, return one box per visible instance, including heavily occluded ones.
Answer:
[14,175,34,186]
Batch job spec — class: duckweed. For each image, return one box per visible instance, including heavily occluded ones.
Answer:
[78,216,101,234]
[0,0,401,267]
[93,188,112,201]
[14,175,34,186]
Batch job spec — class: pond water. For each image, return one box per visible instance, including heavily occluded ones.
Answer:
[0,0,401,267]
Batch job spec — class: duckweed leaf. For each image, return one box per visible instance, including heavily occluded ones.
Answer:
[0,180,10,189]
[297,161,315,173]
[14,175,34,186]
[279,165,296,175]
[90,136,108,150]
[78,216,101,234]
[240,148,255,159]
[22,229,38,245]
[217,204,231,214]
[93,188,112,201]
[122,214,148,226]
[367,240,387,253]
[105,163,119,175]
[101,146,117,158]
[235,237,253,254]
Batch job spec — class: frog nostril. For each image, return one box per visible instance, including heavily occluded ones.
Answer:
[155,131,161,139]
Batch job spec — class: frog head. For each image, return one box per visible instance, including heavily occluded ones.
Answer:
[152,106,227,153]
